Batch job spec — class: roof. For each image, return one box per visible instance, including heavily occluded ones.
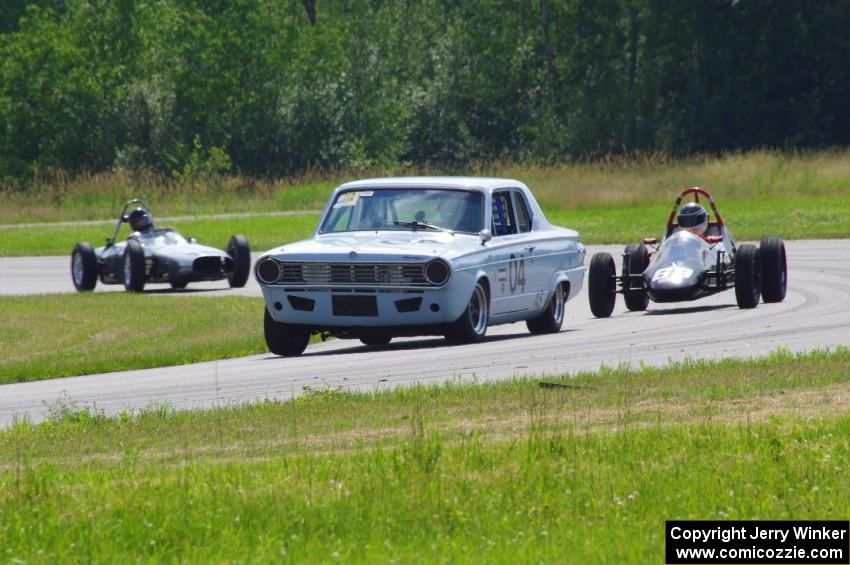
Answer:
[336,176,528,192]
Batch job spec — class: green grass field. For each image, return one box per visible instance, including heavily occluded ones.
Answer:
[1,150,849,256]
[1,195,848,256]
[1,348,849,562]
[0,294,267,384]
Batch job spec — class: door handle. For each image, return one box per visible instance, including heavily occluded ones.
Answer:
[524,245,536,252]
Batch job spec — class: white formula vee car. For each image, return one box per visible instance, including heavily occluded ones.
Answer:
[71,199,251,292]
[587,187,787,317]
[255,177,587,356]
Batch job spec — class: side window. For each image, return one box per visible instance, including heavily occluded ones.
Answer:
[491,191,516,236]
[512,191,532,233]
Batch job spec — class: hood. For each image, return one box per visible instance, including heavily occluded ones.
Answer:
[643,231,710,290]
[266,230,482,262]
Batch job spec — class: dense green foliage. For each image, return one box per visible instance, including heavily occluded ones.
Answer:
[1,0,848,182]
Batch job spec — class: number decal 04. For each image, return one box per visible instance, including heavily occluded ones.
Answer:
[508,253,526,294]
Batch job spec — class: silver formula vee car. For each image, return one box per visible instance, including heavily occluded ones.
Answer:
[588,187,787,317]
[71,199,251,292]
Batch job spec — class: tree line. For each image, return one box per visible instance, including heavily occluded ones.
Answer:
[1,0,848,183]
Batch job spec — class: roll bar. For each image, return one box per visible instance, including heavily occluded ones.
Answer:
[665,187,724,229]
[107,198,151,246]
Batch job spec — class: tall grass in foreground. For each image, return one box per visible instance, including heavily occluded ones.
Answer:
[2,149,849,223]
[1,349,849,562]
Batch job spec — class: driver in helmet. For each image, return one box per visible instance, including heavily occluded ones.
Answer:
[677,202,708,237]
[127,207,155,234]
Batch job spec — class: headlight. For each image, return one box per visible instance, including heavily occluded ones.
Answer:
[256,258,281,284]
[424,259,451,286]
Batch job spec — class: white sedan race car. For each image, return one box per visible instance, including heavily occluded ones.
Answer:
[255,177,587,356]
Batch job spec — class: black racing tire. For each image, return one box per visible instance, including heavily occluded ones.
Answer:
[71,242,98,292]
[588,252,616,318]
[445,280,489,344]
[264,309,310,356]
[227,234,251,288]
[734,243,761,309]
[759,236,787,303]
[122,239,146,293]
[622,243,650,312]
[170,281,188,290]
[360,334,392,347]
[526,282,566,334]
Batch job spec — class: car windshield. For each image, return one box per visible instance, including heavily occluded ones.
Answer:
[320,189,483,234]
[656,230,706,263]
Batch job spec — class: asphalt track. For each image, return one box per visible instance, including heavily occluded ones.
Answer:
[1,240,848,426]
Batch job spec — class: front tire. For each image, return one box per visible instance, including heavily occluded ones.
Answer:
[123,239,146,293]
[445,280,489,344]
[227,234,251,288]
[760,236,787,303]
[734,243,761,309]
[71,242,98,292]
[623,243,649,312]
[264,309,309,356]
[526,282,566,334]
[588,252,616,318]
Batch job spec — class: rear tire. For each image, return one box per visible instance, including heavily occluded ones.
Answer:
[227,234,251,288]
[734,243,761,309]
[71,242,98,292]
[445,280,489,344]
[360,334,392,347]
[760,236,787,303]
[588,253,616,318]
[264,309,309,356]
[123,239,146,293]
[623,243,650,312]
[526,282,566,334]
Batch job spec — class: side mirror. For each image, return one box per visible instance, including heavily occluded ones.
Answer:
[643,237,657,245]
[706,235,723,244]
[479,229,493,244]
[187,237,197,243]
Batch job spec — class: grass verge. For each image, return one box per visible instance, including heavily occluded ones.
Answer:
[1,195,847,256]
[1,348,849,561]
[0,293,267,384]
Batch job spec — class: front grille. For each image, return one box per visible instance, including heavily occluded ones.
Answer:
[273,262,431,287]
[193,256,224,276]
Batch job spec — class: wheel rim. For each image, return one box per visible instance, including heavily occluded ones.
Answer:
[552,284,565,323]
[124,253,132,286]
[468,284,488,335]
[72,252,84,286]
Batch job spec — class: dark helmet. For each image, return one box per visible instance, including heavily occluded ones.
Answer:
[677,202,708,234]
[128,207,153,232]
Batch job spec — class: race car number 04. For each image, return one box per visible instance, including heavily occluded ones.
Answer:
[508,254,526,293]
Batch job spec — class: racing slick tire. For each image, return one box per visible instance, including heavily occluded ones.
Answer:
[759,236,787,303]
[360,334,392,347]
[445,280,489,344]
[588,252,617,318]
[227,234,251,288]
[123,239,146,293]
[734,243,761,309]
[623,243,650,312]
[264,309,310,356]
[526,282,566,334]
[71,242,98,292]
